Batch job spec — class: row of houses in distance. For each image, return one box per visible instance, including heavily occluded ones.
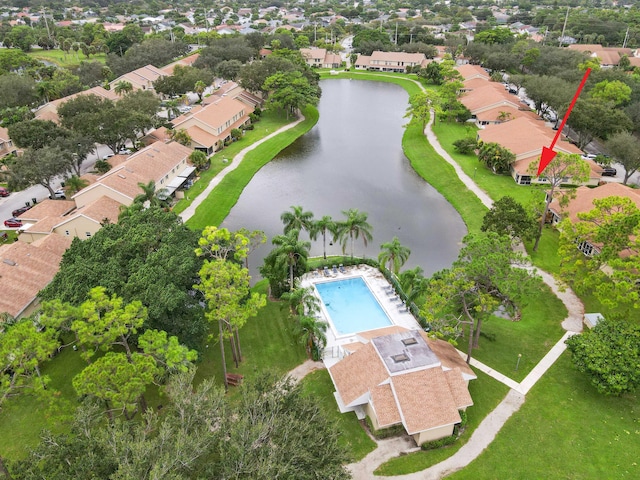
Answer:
[455,64,603,186]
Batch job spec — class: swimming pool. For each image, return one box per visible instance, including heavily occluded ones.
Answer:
[314,277,393,336]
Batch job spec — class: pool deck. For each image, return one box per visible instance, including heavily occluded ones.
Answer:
[299,264,422,368]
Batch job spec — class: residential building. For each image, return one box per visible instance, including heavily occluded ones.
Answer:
[109,64,167,92]
[328,328,475,446]
[171,96,254,155]
[34,86,119,124]
[73,140,194,208]
[0,234,72,320]
[477,117,594,186]
[160,52,201,75]
[300,48,342,68]
[567,44,634,68]
[0,126,17,160]
[354,51,426,73]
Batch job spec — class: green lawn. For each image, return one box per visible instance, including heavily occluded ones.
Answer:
[301,369,377,462]
[172,111,294,215]
[448,354,640,480]
[374,369,509,476]
[185,106,320,229]
[27,49,106,68]
[457,278,567,382]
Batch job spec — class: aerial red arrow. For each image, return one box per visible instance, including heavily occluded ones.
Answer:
[537,68,592,176]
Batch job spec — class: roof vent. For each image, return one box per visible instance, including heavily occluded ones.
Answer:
[402,337,418,346]
[3,259,17,266]
[117,174,126,179]
[391,353,410,363]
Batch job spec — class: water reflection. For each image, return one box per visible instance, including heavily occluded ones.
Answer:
[222,79,467,281]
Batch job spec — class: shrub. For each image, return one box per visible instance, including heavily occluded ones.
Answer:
[364,417,405,439]
[453,137,478,154]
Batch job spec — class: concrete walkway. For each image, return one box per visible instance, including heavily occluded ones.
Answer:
[424,114,493,209]
[179,116,305,222]
[344,106,586,479]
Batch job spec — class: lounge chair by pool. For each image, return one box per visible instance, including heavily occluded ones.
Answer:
[339,264,346,274]
[332,265,339,275]
[323,266,330,277]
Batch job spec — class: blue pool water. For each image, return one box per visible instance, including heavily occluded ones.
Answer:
[315,277,392,336]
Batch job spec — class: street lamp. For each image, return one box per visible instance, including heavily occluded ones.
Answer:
[515,353,522,371]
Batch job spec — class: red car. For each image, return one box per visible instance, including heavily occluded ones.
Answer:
[0,187,10,197]
[12,206,32,217]
[4,218,22,228]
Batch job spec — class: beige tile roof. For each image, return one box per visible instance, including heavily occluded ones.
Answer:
[369,51,426,65]
[444,368,474,409]
[20,200,76,222]
[460,83,522,114]
[329,343,390,407]
[23,216,64,234]
[479,117,582,162]
[462,77,492,90]
[474,105,539,124]
[357,325,409,342]
[66,195,123,224]
[160,53,200,75]
[187,125,219,148]
[391,369,461,435]
[110,64,166,90]
[355,55,371,67]
[87,140,192,200]
[79,173,99,186]
[0,236,71,318]
[421,333,476,379]
[34,86,118,123]
[549,182,640,222]
[324,53,342,65]
[456,64,490,81]
[300,47,327,61]
[329,330,474,437]
[370,383,401,427]
[182,96,252,131]
[0,126,10,142]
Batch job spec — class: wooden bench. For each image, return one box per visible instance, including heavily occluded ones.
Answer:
[226,373,244,386]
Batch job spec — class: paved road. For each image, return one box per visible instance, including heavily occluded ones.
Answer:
[0,144,112,225]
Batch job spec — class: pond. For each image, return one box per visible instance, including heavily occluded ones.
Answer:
[221,79,467,281]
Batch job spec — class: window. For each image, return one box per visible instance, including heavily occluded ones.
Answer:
[391,353,410,363]
[402,337,418,346]
[519,175,531,185]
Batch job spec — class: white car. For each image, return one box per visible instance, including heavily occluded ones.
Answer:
[49,188,66,200]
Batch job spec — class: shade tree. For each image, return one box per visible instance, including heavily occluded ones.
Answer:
[606,130,640,185]
[481,196,537,241]
[40,207,207,350]
[5,145,73,198]
[528,152,591,252]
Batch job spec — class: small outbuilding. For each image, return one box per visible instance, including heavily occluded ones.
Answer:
[584,313,604,329]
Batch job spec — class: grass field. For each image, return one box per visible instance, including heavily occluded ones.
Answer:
[28,48,106,68]
[448,354,640,480]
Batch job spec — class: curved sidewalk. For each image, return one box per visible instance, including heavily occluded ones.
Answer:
[347,106,585,479]
[179,116,305,222]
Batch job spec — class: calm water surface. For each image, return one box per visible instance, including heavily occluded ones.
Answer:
[222,79,466,280]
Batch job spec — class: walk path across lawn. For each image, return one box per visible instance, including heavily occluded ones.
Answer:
[179,116,305,222]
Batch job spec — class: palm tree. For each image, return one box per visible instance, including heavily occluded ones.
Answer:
[311,215,336,260]
[114,80,133,96]
[280,205,314,236]
[36,81,58,103]
[297,315,327,359]
[281,284,320,316]
[336,208,373,260]
[271,229,311,291]
[378,237,411,274]
[134,180,169,208]
[64,175,89,196]
[398,266,428,305]
[165,99,181,120]
[194,80,207,102]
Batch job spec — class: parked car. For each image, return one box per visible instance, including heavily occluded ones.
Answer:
[49,188,66,200]
[102,153,115,160]
[12,205,32,217]
[4,217,22,228]
[118,148,132,155]
[0,187,10,197]
[600,167,617,177]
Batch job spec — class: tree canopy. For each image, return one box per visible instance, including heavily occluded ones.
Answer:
[40,207,207,350]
